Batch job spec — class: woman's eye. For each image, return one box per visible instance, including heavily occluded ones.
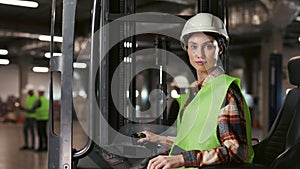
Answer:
[190,45,197,49]
[203,44,213,50]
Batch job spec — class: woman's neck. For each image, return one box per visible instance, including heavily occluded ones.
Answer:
[196,71,208,85]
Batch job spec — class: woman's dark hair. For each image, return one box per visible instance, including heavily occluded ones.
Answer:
[203,32,228,50]
[204,32,228,72]
[183,32,228,51]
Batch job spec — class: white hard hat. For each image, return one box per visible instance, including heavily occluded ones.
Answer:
[38,85,46,92]
[25,84,34,91]
[171,75,190,88]
[180,13,229,50]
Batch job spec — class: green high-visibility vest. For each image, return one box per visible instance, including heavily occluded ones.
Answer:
[175,92,189,110]
[170,74,254,168]
[175,92,189,128]
[35,96,49,120]
[25,94,38,118]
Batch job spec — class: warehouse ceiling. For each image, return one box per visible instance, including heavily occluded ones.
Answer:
[0,0,299,67]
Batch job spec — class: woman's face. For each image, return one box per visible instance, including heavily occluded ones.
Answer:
[187,33,222,74]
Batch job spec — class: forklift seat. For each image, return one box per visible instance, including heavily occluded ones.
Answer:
[251,56,300,167]
[269,56,300,169]
[270,99,300,169]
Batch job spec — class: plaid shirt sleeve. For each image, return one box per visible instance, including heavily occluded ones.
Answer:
[182,83,249,167]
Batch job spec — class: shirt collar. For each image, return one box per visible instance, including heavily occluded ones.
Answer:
[202,66,225,86]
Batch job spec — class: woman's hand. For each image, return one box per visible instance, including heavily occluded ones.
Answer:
[137,130,174,147]
[147,154,184,169]
[137,130,161,144]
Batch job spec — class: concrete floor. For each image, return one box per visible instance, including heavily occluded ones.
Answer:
[0,122,263,169]
[0,123,47,169]
[0,120,88,169]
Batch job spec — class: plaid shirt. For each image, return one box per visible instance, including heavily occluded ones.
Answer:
[181,67,249,167]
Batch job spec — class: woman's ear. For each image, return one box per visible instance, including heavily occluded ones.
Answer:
[218,45,224,55]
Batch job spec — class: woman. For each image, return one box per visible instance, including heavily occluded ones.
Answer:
[138,13,254,169]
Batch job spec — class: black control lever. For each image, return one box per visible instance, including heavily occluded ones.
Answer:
[131,132,159,150]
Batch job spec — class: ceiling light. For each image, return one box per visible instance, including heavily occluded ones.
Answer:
[123,57,132,63]
[0,59,9,65]
[0,49,8,55]
[73,62,87,69]
[123,41,132,48]
[44,52,62,58]
[0,0,38,8]
[32,66,49,73]
[39,35,63,43]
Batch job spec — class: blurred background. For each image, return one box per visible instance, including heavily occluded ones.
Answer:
[0,0,299,169]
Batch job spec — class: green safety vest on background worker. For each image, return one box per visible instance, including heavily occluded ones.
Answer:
[35,96,49,121]
[170,74,254,168]
[25,94,38,118]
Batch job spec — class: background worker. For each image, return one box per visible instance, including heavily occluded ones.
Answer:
[19,84,38,150]
[34,86,49,152]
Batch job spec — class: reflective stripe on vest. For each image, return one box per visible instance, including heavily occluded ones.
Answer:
[25,94,38,118]
[35,96,49,120]
[169,74,254,168]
